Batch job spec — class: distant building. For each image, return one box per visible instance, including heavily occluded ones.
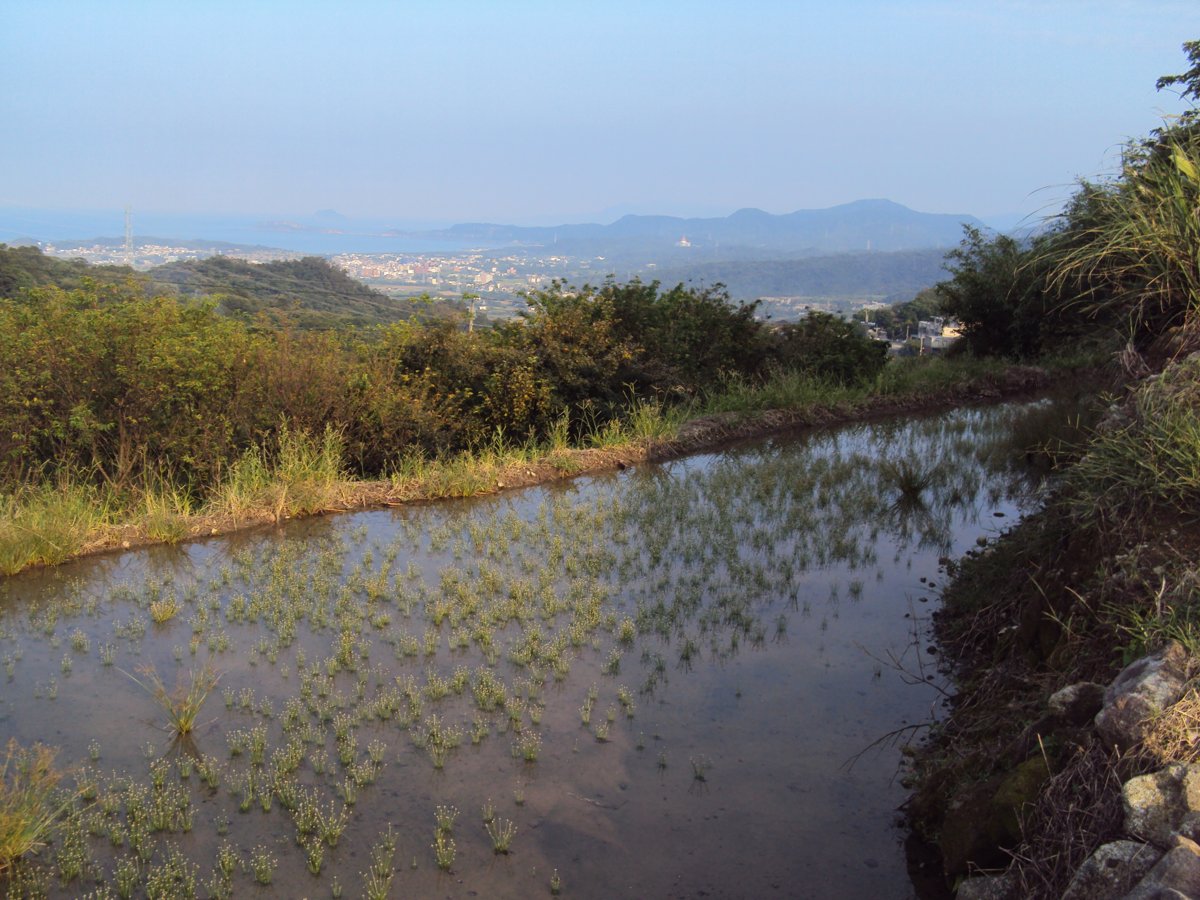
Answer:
[676,236,691,247]
[915,317,962,354]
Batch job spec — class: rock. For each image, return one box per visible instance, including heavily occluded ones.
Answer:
[955,872,1016,900]
[992,756,1051,840]
[1096,642,1192,753]
[1122,837,1200,899]
[939,776,1010,876]
[1049,681,1107,726]
[1061,840,1162,900]
[939,757,1050,877]
[1124,764,1200,849]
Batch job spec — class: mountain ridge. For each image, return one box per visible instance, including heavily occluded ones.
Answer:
[433,198,981,256]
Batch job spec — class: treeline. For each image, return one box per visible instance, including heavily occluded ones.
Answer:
[0,278,886,495]
[936,46,1200,363]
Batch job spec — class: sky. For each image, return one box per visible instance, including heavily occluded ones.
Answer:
[2,0,1199,227]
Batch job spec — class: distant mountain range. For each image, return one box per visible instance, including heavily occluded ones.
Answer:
[432,199,982,259]
[1,199,985,259]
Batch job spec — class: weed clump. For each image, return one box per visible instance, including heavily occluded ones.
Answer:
[0,740,70,874]
[124,663,221,735]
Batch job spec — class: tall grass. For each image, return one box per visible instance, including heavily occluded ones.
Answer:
[586,396,683,446]
[140,480,195,545]
[0,741,70,874]
[209,423,347,523]
[1048,139,1200,343]
[1068,354,1200,519]
[701,369,857,414]
[0,479,114,575]
[699,356,1013,418]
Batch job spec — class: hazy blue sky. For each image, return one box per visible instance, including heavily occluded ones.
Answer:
[3,0,1198,225]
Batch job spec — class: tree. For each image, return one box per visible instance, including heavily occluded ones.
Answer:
[935,226,1045,358]
[1157,39,1200,125]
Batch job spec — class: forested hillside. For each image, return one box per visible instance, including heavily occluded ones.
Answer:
[0,243,143,296]
[148,255,456,326]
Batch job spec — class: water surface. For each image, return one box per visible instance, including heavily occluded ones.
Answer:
[0,403,1046,898]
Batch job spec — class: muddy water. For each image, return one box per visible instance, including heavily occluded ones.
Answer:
[0,404,1046,899]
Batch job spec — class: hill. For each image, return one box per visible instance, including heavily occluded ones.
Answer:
[0,243,143,296]
[146,255,457,326]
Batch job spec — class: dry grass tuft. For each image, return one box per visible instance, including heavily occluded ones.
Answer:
[1139,687,1200,765]
[1008,741,1127,899]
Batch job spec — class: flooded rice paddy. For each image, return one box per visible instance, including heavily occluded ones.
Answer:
[0,404,1048,899]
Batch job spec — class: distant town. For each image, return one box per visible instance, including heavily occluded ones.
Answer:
[35,239,941,328]
[36,240,632,319]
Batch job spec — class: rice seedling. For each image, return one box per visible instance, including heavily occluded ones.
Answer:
[514,731,543,762]
[433,829,456,871]
[434,804,458,834]
[485,816,518,853]
[113,855,140,899]
[250,845,276,884]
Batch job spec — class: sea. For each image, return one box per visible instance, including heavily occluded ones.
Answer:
[0,207,481,255]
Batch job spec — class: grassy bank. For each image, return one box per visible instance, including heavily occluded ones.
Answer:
[0,355,1049,576]
[906,352,1200,897]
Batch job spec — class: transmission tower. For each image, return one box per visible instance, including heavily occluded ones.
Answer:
[124,207,133,262]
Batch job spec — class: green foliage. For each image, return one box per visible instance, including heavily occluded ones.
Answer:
[0,741,69,874]
[601,279,766,392]
[0,244,142,298]
[1156,39,1200,126]
[1047,135,1200,350]
[766,311,888,384]
[0,269,898,516]
[935,226,1047,358]
[1067,354,1200,519]
[148,255,450,328]
[870,288,944,339]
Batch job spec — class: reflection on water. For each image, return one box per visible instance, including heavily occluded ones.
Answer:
[0,403,1047,899]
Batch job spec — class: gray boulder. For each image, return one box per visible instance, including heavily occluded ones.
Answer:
[1124,765,1200,849]
[1122,836,1200,899]
[1049,681,1106,726]
[1061,840,1161,900]
[1096,642,1192,753]
[955,872,1016,900]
